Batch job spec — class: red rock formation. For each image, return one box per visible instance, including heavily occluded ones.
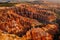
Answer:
[23,24,58,40]
[0,4,59,40]
[15,4,57,23]
[0,30,21,40]
[0,8,41,36]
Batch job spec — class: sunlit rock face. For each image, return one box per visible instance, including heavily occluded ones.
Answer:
[0,30,21,40]
[0,7,42,37]
[15,4,57,23]
[0,3,59,40]
[22,24,58,40]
